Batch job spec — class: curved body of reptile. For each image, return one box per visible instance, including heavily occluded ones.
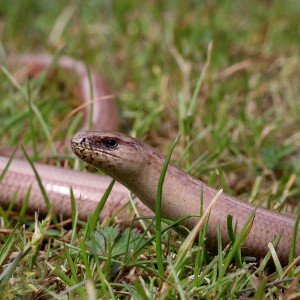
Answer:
[71,131,299,265]
[0,54,299,265]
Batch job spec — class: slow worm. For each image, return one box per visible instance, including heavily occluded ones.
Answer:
[0,54,299,265]
[71,131,300,265]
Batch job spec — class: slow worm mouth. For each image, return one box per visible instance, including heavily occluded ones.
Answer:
[93,149,119,159]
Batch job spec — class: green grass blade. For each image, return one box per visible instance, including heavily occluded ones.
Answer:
[172,189,223,277]
[253,278,267,300]
[21,145,57,223]
[155,135,180,280]
[0,224,19,266]
[268,242,283,276]
[64,243,78,283]
[85,64,94,130]
[0,146,18,182]
[80,238,92,280]
[132,278,149,300]
[227,214,243,267]
[256,231,283,273]
[17,185,31,223]
[187,41,212,120]
[289,208,300,265]
[217,222,223,277]
[70,186,78,243]
[90,179,115,230]
[219,210,255,280]
[193,187,205,288]
[0,246,32,289]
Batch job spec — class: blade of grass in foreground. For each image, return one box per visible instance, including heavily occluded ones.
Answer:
[50,266,86,298]
[193,215,210,287]
[268,242,283,276]
[21,145,58,224]
[70,186,79,243]
[80,238,92,280]
[133,214,197,256]
[256,232,282,273]
[227,214,243,268]
[236,231,284,293]
[27,83,39,160]
[17,186,32,223]
[1,187,20,224]
[162,191,222,297]
[90,179,115,230]
[0,224,19,266]
[193,187,206,288]
[64,243,78,283]
[218,210,255,281]
[85,64,94,130]
[0,146,18,182]
[155,135,181,281]
[172,189,223,275]
[289,208,300,265]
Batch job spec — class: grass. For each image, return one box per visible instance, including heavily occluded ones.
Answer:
[1,0,300,298]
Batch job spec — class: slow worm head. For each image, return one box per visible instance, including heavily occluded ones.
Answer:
[72,130,300,265]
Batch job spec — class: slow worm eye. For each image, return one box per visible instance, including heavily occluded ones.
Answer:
[104,138,118,148]
[80,137,87,144]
